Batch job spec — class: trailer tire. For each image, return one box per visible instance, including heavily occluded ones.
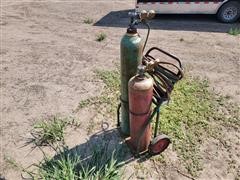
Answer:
[217,1,240,23]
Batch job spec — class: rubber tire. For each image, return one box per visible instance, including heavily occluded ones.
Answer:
[217,1,240,23]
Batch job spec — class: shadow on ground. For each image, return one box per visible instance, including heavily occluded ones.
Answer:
[49,128,151,175]
[62,128,134,165]
[94,9,239,33]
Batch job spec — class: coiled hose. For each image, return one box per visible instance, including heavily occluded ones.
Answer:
[141,21,183,105]
[143,47,184,105]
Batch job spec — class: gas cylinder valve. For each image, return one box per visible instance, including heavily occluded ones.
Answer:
[127,10,156,33]
[137,65,146,78]
[127,12,140,33]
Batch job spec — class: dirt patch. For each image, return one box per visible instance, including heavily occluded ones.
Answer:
[1,0,239,179]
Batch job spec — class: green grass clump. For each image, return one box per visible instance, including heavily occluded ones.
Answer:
[83,17,93,24]
[96,33,107,42]
[228,27,240,36]
[32,116,68,146]
[39,153,79,179]
[31,116,81,146]
[31,145,121,180]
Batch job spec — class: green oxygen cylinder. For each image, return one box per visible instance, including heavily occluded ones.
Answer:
[120,23,143,136]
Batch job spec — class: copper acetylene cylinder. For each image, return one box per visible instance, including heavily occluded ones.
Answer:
[128,70,153,152]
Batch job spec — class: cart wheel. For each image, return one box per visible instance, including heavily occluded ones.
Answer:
[148,134,171,156]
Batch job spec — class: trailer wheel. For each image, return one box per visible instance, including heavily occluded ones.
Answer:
[217,1,240,23]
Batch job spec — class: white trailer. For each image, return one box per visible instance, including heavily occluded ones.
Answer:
[136,0,240,23]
